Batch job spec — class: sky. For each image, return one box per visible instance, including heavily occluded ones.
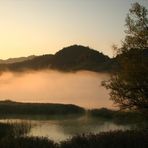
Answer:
[0,0,147,59]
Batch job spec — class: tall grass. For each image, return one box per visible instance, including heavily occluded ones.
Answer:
[0,137,57,148]
[60,130,148,148]
[0,129,148,148]
[0,121,31,139]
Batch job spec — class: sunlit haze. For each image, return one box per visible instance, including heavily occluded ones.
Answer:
[0,70,112,109]
[0,0,147,59]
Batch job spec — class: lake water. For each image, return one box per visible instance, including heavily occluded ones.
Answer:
[0,70,113,108]
[0,116,131,142]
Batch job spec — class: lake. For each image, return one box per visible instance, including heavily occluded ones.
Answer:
[0,116,131,142]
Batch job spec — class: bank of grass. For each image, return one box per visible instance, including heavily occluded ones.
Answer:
[0,100,85,117]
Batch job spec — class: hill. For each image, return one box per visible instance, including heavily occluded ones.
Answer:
[0,45,114,72]
[51,45,113,71]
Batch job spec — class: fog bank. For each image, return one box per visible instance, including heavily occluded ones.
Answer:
[0,70,113,108]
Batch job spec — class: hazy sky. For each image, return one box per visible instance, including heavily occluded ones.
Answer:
[0,0,147,59]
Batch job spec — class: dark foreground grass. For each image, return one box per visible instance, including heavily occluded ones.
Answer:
[60,130,148,148]
[0,122,13,139]
[0,137,57,148]
[0,130,148,148]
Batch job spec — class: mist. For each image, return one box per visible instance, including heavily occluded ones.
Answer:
[0,70,113,108]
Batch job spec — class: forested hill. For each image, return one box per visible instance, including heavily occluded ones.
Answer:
[0,45,114,72]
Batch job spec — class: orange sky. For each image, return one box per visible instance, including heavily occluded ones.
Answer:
[0,0,147,59]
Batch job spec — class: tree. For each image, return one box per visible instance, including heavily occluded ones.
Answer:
[122,2,148,51]
[103,3,148,112]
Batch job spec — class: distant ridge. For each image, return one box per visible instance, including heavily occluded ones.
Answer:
[0,45,114,72]
[0,55,36,64]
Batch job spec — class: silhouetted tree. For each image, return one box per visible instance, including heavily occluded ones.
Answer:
[103,2,148,112]
[122,2,148,51]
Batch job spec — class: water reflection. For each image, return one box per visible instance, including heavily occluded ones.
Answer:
[0,116,131,142]
[28,117,130,142]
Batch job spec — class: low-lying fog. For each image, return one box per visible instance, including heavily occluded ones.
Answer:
[0,70,113,108]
